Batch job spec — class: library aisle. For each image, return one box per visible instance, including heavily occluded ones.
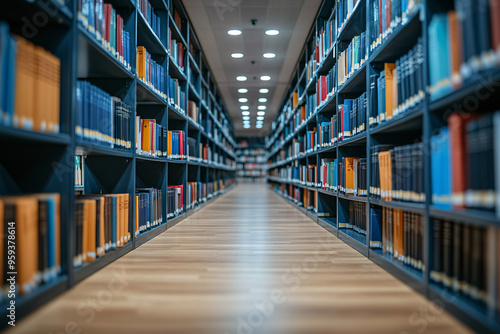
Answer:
[7,184,468,334]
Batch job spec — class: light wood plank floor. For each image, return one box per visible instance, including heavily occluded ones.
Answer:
[8,184,470,334]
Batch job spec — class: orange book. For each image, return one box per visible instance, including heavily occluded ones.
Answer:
[386,150,393,201]
[301,105,306,121]
[344,157,357,195]
[14,37,36,130]
[123,194,129,243]
[86,200,96,262]
[2,197,38,295]
[378,152,387,200]
[168,131,173,157]
[393,209,404,262]
[137,46,146,80]
[392,66,398,114]
[98,197,105,257]
[448,11,463,89]
[142,119,152,154]
[384,63,396,120]
[292,92,299,109]
[117,195,123,247]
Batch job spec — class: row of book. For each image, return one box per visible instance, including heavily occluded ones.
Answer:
[320,158,338,192]
[304,189,318,212]
[431,111,499,212]
[369,0,422,52]
[370,143,424,203]
[74,194,130,268]
[135,188,163,236]
[337,0,361,34]
[137,0,162,39]
[76,80,132,149]
[340,157,367,196]
[430,219,487,302]
[169,31,185,71]
[317,65,337,107]
[371,206,424,271]
[187,182,201,210]
[0,27,61,133]
[339,93,367,139]
[428,1,499,100]
[137,46,166,99]
[78,0,131,70]
[136,117,166,157]
[340,201,366,235]
[338,32,367,86]
[167,185,183,217]
[316,17,336,64]
[0,194,61,297]
[317,115,337,147]
[168,75,187,114]
[370,39,425,126]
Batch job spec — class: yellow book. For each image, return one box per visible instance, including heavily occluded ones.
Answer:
[137,46,146,80]
[168,131,173,157]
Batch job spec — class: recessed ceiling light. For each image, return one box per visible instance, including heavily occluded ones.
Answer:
[242,111,250,116]
[231,53,244,58]
[260,75,271,81]
[259,89,269,93]
[257,111,266,116]
[258,106,267,110]
[258,98,267,103]
[239,98,248,103]
[257,116,264,121]
[263,53,276,58]
[243,121,250,125]
[256,125,263,128]
[265,29,279,36]
[244,125,251,128]
[238,88,248,93]
[237,76,247,81]
[243,116,250,121]
[228,29,242,36]
[240,105,249,110]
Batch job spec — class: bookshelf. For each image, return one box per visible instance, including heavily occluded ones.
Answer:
[266,0,500,332]
[0,0,236,325]
[236,139,267,183]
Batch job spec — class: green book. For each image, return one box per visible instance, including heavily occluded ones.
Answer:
[111,8,116,54]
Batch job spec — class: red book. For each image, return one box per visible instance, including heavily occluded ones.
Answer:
[315,44,319,63]
[178,43,184,69]
[320,75,327,101]
[105,4,111,47]
[491,0,500,52]
[449,113,473,208]
[116,14,122,59]
[385,0,392,30]
[174,10,182,29]
[179,131,184,158]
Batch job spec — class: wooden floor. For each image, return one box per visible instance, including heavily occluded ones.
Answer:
[8,184,470,334]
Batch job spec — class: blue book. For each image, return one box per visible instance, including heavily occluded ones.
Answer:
[370,207,382,249]
[436,14,451,99]
[110,195,117,248]
[377,70,386,122]
[46,196,56,278]
[343,99,352,137]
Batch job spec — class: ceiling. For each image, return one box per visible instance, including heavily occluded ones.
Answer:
[181,0,322,137]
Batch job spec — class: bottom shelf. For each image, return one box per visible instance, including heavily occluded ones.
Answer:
[369,249,425,294]
[318,216,338,234]
[74,242,134,284]
[0,275,68,322]
[338,228,367,256]
[428,284,500,334]
[135,223,168,248]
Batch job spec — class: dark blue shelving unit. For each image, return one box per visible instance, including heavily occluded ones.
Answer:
[0,0,236,327]
[264,0,500,332]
